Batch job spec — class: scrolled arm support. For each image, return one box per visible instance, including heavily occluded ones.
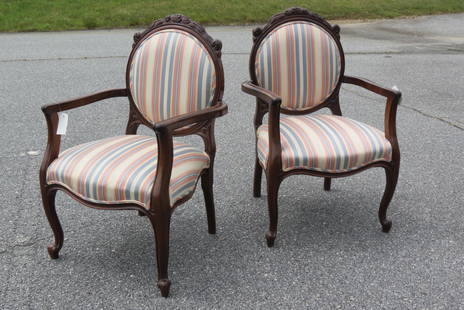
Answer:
[149,127,174,215]
[149,103,228,214]
[241,81,283,173]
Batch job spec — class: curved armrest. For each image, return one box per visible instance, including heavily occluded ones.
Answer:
[41,88,128,115]
[241,81,282,106]
[153,103,228,132]
[342,75,402,152]
[342,76,401,101]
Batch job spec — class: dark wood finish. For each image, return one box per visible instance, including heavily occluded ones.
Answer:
[40,14,227,298]
[242,7,401,247]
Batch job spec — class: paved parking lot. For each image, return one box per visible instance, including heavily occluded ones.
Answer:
[0,13,463,309]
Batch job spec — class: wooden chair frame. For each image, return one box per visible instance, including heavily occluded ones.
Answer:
[241,7,401,247]
[39,14,227,297]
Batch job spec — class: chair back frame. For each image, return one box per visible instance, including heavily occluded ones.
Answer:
[249,7,346,117]
[125,14,225,138]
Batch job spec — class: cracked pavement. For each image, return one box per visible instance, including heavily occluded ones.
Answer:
[0,13,463,309]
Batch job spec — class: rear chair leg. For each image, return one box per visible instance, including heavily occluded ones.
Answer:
[253,157,263,198]
[201,168,216,234]
[42,189,63,259]
[138,211,146,216]
[324,177,331,191]
[379,166,399,232]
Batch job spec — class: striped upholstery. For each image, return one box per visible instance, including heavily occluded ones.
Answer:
[129,29,216,124]
[46,135,209,208]
[255,21,341,110]
[257,114,392,173]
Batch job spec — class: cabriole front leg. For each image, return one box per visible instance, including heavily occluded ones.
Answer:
[41,189,63,259]
[149,213,172,297]
[379,166,399,232]
[265,177,280,247]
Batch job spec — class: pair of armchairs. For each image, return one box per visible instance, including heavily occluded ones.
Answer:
[39,8,401,297]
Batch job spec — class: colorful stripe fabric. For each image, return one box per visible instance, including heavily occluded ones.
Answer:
[129,29,216,124]
[46,135,210,208]
[255,21,341,110]
[257,114,392,173]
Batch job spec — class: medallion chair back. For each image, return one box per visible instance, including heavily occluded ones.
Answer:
[241,7,401,247]
[39,14,227,297]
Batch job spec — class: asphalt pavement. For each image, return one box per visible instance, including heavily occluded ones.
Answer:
[0,13,463,309]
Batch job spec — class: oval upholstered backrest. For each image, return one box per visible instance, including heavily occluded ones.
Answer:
[129,29,216,124]
[255,21,341,110]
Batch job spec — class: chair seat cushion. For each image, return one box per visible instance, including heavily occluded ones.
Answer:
[257,114,392,173]
[46,135,209,208]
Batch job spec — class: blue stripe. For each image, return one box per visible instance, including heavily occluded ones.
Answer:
[165,32,179,118]
[159,32,174,120]
[310,116,349,171]
[86,138,150,199]
[197,52,206,110]
[53,139,103,182]
[280,120,308,167]
[205,59,213,105]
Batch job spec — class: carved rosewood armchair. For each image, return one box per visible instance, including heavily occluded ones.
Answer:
[242,8,401,247]
[39,15,227,297]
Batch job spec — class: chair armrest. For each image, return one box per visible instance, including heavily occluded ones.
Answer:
[342,75,402,153]
[241,81,283,173]
[342,76,401,101]
[153,103,228,132]
[241,81,282,106]
[41,88,128,115]
[39,88,129,183]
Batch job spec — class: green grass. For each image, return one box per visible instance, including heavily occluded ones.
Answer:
[1,0,463,32]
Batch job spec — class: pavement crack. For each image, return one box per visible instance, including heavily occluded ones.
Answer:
[342,86,464,131]
[0,55,126,63]
[399,104,464,130]
[1,49,463,63]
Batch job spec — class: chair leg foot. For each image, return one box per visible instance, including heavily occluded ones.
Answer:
[157,279,171,298]
[47,245,60,259]
[265,231,276,247]
[42,190,63,259]
[381,220,392,233]
[324,177,331,191]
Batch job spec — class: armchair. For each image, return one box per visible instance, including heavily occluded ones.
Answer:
[242,8,401,247]
[40,14,227,297]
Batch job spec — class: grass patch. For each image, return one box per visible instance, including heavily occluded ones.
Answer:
[1,0,463,32]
